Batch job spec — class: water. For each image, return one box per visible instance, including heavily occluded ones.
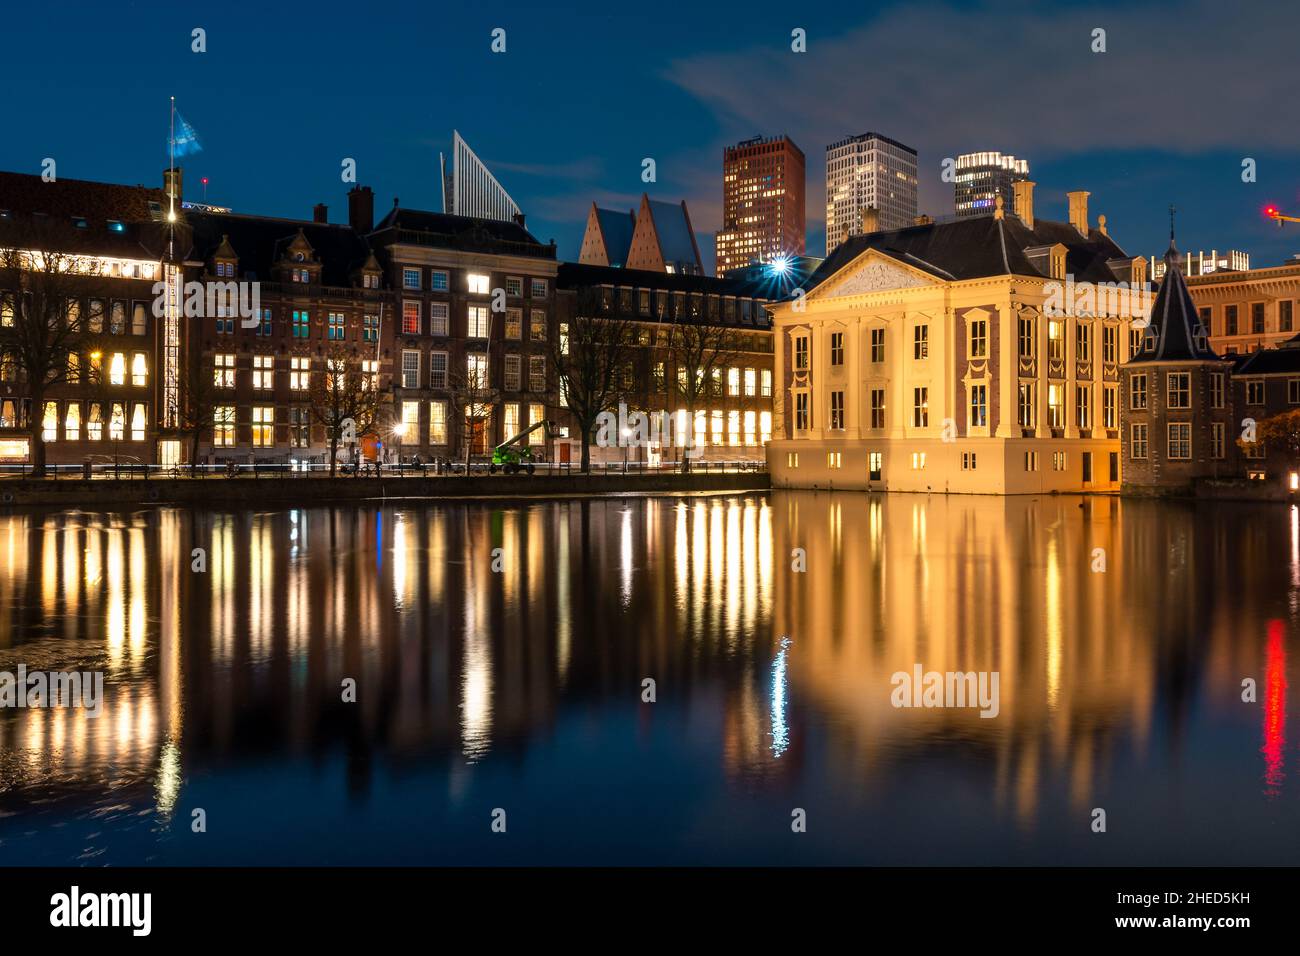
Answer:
[0,491,1295,865]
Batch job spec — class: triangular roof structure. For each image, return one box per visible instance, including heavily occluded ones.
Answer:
[439,131,521,223]
[1128,243,1220,364]
[578,203,636,267]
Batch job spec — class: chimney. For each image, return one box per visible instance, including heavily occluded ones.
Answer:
[1067,190,1090,236]
[1013,180,1035,230]
[861,206,880,234]
[313,203,328,224]
[163,167,183,206]
[512,212,527,229]
[347,186,374,233]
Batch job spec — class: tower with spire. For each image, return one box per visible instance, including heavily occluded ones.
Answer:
[1120,224,1235,490]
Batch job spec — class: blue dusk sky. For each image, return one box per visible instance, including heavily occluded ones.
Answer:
[3,0,1299,271]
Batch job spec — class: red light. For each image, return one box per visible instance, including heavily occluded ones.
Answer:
[1266,205,1279,216]
[202,177,209,185]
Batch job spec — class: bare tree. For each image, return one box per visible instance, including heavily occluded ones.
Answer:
[445,350,499,473]
[667,315,746,472]
[0,219,107,477]
[548,287,638,473]
[309,344,382,478]
[172,344,219,475]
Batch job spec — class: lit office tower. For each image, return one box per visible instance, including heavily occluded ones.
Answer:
[715,135,805,275]
[825,133,918,253]
[953,151,1030,218]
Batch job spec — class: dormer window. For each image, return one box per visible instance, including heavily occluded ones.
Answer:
[1050,248,1067,280]
[72,216,88,229]
[293,268,310,283]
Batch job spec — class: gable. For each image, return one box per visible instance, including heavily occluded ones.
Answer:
[810,249,940,300]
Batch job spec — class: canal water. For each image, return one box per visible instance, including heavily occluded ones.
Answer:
[0,491,1295,865]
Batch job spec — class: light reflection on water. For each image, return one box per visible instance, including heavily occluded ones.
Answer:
[0,492,1295,865]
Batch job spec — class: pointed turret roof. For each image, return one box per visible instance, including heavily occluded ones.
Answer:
[1127,242,1220,364]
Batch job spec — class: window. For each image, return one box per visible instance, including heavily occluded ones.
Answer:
[130,403,146,442]
[108,352,126,386]
[1290,378,1300,405]
[639,290,651,314]
[402,268,421,290]
[1130,374,1147,410]
[1167,372,1190,409]
[64,403,80,441]
[912,387,928,427]
[529,356,546,392]
[1246,379,1265,405]
[468,306,489,338]
[1075,384,1091,429]
[505,276,522,297]
[290,356,310,391]
[87,404,103,440]
[1167,422,1191,460]
[911,451,927,470]
[505,308,522,339]
[794,392,810,430]
[760,411,772,444]
[363,313,379,342]
[787,452,799,468]
[1211,372,1225,409]
[289,408,309,448]
[727,410,741,447]
[760,369,772,397]
[431,270,449,291]
[830,332,844,366]
[830,391,845,430]
[1129,327,1143,359]
[429,401,448,444]
[503,403,521,443]
[742,367,756,397]
[1048,384,1064,428]
[214,406,235,447]
[728,367,741,396]
[253,355,273,390]
[969,318,986,358]
[1212,422,1225,460]
[132,303,147,336]
[1282,300,1294,333]
[42,402,57,442]
[1103,385,1117,429]
[1018,381,1036,428]
[743,410,757,446]
[1018,316,1035,358]
[401,350,420,389]
[1024,451,1039,471]
[1252,302,1265,334]
[1102,325,1117,363]
[131,353,148,387]
[794,335,809,371]
[530,310,547,340]
[110,301,125,335]
[1076,324,1091,363]
[870,388,886,429]
[402,301,420,335]
[0,293,13,327]
[1048,319,1063,361]
[827,452,842,469]
[870,328,885,362]
[468,273,490,294]
[426,302,448,337]
[1225,305,1238,336]
[961,452,977,471]
[1052,451,1067,472]
[504,354,521,391]
[913,324,928,360]
[252,406,274,447]
[214,353,235,388]
[467,353,488,388]
[529,404,545,445]
[970,383,987,428]
[711,410,724,446]
[363,273,380,289]
[328,312,346,340]
[88,299,104,333]
[258,308,274,336]
[531,278,547,298]
[363,359,378,391]
[292,309,309,338]
[868,452,882,481]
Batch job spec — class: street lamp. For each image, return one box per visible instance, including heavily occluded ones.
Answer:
[393,421,407,473]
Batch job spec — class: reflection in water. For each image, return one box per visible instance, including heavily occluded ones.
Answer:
[0,492,1296,865]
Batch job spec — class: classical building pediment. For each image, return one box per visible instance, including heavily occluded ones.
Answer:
[813,251,937,299]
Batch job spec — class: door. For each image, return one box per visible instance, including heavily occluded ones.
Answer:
[158,439,180,467]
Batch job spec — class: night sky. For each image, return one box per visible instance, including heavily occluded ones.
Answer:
[5,0,1299,272]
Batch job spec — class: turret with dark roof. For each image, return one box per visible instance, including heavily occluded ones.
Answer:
[1127,243,1220,364]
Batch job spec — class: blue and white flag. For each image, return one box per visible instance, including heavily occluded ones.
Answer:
[170,112,202,158]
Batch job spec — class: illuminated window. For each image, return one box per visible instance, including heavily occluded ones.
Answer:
[131,404,146,441]
[912,387,928,427]
[214,406,235,447]
[868,451,882,480]
[760,369,772,396]
[468,306,490,338]
[292,310,309,338]
[363,313,380,342]
[110,352,126,386]
[505,308,522,339]
[728,410,740,446]
[402,301,421,335]
[504,354,521,391]
[530,310,547,340]
[429,400,448,444]
[109,402,126,441]
[431,271,448,291]
[504,403,520,440]
[529,356,545,392]
[402,350,420,388]
[728,367,740,396]
[42,402,58,442]
[969,318,987,358]
[131,352,148,387]
[467,353,488,388]
[529,404,545,445]
[1130,423,1147,459]
[1048,383,1064,428]
[214,353,235,388]
[711,410,723,445]
[467,273,490,294]
[65,403,80,441]
[830,390,845,429]
[87,404,103,441]
[969,383,987,428]
[253,355,274,390]
[830,332,844,366]
[290,356,310,391]
[328,312,346,340]
[403,268,421,290]
[827,451,842,469]
[870,328,885,362]
[251,406,274,447]
[743,410,757,445]
[913,325,928,360]
[430,303,449,337]
[787,452,798,468]
[911,451,926,470]
[1048,319,1063,360]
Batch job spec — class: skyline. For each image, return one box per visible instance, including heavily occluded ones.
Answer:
[5,1,1300,272]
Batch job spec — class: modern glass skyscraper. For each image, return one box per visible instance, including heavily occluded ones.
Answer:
[954,151,1030,218]
[439,130,522,223]
[825,133,918,253]
[715,135,805,275]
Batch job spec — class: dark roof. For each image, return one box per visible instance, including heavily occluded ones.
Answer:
[0,171,167,224]
[372,206,554,259]
[186,211,375,286]
[643,200,700,270]
[804,212,1133,291]
[1233,336,1300,375]
[558,261,782,301]
[593,207,635,266]
[1128,246,1222,365]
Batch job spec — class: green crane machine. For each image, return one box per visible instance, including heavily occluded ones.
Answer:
[489,419,558,475]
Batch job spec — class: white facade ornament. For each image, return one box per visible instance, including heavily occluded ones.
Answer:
[824,258,931,297]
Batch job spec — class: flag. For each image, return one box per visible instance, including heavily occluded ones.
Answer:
[170,112,202,158]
